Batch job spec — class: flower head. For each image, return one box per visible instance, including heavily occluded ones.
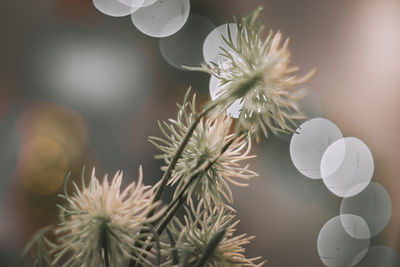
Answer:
[168,201,264,266]
[51,167,163,266]
[150,91,257,205]
[201,8,315,140]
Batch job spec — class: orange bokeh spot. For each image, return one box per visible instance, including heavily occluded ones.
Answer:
[18,136,69,194]
[16,103,88,194]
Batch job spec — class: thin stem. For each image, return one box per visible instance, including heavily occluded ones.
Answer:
[193,229,226,267]
[129,102,218,267]
[133,137,237,267]
[159,132,238,222]
[157,166,206,222]
[152,102,218,205]
[99,221,110,267]
[156,191,187,237]
[104,247,110,267]
[132,189,188,267]
[165,228,179,265]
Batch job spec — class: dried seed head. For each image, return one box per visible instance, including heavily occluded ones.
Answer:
[201,8,315,141]
[150,91,257,205]
[169,201,265,266]
[51,167,163,266]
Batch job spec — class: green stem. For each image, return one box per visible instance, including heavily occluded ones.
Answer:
[133,137,237,267]
[163,132,238,220]
[152,102,218,205]
[104,247,110,267]
[156,191,187,237]
[159,134,236,235]
[99,222,110,267]
[193,229,226,267]
[129,102,218,267]
[155,137,234,234]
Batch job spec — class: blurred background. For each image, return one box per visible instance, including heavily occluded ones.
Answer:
[1,0,399,266]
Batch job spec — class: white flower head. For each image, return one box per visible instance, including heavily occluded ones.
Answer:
[150,91,257,205]
[168,201,265,266]
[201,8,316,141]
[51,167,164,266]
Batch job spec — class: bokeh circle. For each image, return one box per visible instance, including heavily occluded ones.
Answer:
[321,137,374,197]
[290,118,343,179]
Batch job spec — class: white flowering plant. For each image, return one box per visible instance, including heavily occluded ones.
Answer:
[22,7,313,267]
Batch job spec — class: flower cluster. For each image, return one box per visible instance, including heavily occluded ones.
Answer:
[167,201,264,266]
[23,8,312,267]
[49,167,164,266]
[150,90,257,205]
[200,8,315,140]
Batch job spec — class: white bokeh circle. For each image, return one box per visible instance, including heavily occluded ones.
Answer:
[203,23,238,64]
[352,246,400,267]
[318,215,370,267]
[118,0,155,9]
[130,0,190,38]
[341,182,391,237]
[93,0,136,17]
[209,75,222,101]
[290,118,343,179]
[340,214,371,240]
[209,76,243,118]
[226,98,243,118]
[321,137,374,197]
[159,14,214,70]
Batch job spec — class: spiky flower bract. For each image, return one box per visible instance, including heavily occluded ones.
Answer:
[149,90,257,205]
[167,201,264,267]
[51,167,164,267]
[22,226,54,267]
[199,7,315,140]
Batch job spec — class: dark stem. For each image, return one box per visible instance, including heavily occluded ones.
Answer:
[99,221,110,267]
[193,229,226,267]
[104,247,110,267]
[152,102,218,206]
[132,137,237,267]
[129,103,217,267]
[159,132,238,223]
[157,192,187,236]
[165,228,179,265]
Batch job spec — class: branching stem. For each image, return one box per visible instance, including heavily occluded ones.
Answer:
[132,136,237,267]
[152,101,218,205]
[129,101,218,267]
